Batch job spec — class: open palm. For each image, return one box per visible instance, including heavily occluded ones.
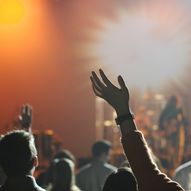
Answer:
[19,104,32,129]
[90,69,130,115]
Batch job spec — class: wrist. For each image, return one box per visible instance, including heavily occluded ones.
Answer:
[115,107,131,116]
[115,112,135,126]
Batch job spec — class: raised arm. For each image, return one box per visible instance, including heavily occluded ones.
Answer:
[90,69,184,191]
[90,69,137,134]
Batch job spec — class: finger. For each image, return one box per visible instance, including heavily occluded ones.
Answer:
[99,69,114,87]
[28,107,32,116]
[91,77,103,97]
[24,105,28,114]
[25,105,29,116]
[92,83,103,98]
[91,71,106,89]
[118,75,128,92]
[21,105,25,115]
[90,76,102,92]
[26,104,32,116]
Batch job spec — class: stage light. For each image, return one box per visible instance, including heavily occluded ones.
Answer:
[96,12,190,88]
[0,0,25,24]
[84,1,191,89]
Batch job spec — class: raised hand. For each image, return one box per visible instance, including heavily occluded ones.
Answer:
[19,104,33,131]
[90,69,130,115]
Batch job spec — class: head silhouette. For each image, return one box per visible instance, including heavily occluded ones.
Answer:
[92,140,112,162]
[102,167,138,191]
[51,158,78,191]
[53,149,76,164]
[0,130,38,177]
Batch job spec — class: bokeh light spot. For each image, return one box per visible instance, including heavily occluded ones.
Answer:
[0,0,25,24]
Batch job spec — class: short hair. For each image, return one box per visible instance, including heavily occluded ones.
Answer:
[103,167,138,191]
[0,130,37,176]
[92,140,112,157]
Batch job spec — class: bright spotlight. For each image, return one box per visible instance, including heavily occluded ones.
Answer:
[0,0,25,24]
[83,2,191,89]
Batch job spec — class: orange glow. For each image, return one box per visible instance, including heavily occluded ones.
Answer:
[0,0,25,24]
[0,1,51,66]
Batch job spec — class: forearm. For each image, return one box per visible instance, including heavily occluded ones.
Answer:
[116,112,156,176]
[118,117,137,135]
[117,111,184,191]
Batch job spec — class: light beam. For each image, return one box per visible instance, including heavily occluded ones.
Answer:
[82,1,191,89]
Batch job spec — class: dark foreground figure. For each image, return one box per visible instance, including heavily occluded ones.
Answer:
[103,167,138,191]
[0,130,45,191]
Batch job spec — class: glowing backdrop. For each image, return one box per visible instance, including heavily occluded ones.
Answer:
[1,0,191,158]
[80,0,191,89]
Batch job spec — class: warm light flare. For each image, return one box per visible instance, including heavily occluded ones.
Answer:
[95,11,190,88]
[0,0,25,24]
[81,1,191,89]
[0,0,52,74]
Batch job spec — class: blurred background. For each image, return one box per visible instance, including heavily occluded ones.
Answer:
[1,0,191,175]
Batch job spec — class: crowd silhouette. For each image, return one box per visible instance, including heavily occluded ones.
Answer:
[0,70,189,191]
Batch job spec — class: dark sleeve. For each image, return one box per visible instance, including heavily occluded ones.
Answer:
[121,131,184,191]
